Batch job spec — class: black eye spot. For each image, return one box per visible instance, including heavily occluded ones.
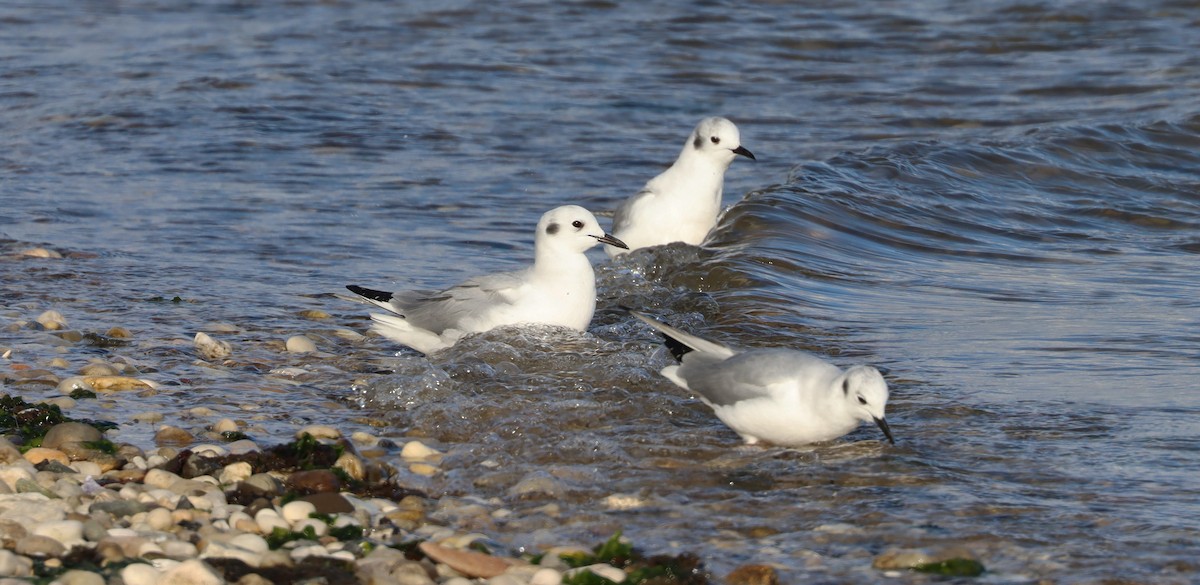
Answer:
[692,135,702,149]
[842,379,850,395]
[710,136,720,144]
[546,223,559,235]
[572,220,584,229]
[857,395,868,405]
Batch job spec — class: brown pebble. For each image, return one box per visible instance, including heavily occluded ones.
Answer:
[419,541,519,579]
[287,469,341,495]
[298,492,355,514]
[105,327,133,339]
[154,425,196,447]
[23,448,69,466]
[42,422,103,450]
[726,564,779,585]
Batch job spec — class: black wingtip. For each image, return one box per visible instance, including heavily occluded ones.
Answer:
[621,305,694,363]
[346,285,393,303]
[662,334,692,362]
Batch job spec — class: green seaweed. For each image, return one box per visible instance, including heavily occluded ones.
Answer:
[68,388,97,400]
[0,395,118,447]
[83,438,117,454]
[265,524,321,550]
[912,558,985,577]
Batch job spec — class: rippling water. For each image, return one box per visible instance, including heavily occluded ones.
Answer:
[3,1,1199,582]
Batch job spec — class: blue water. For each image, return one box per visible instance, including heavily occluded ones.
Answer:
[3,1,1199,582]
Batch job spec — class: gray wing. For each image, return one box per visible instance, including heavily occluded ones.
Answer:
[679,349,839,407]
[394,269,526,333]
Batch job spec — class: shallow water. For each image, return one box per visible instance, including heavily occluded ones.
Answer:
[3,1,1200,582]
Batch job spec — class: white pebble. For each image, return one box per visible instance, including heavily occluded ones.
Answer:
[157,559,223,585]
[218,462,253,485]
[296,424,339,440]
[255,509,290,534]
[120,563,161,585]
[190,444,228,457]
[33,520,85,548]
[286,335,317,353]
[212,418,239,434]
[401,440,441,460]
[281,500,317,524]
[146,507,173,531]
[36,310,67,330]
[292,518,327,537]
[229,533,269,554]
[193,332,232,360]
[289,544,329,561]
[530,568,563,585]
[69,461,102,477]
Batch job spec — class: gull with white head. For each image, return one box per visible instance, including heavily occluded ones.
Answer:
[346,205,627,354]
[607,117,755,256]
[629,310,894,446]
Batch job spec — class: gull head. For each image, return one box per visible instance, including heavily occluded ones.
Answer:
[840,365,894,444]
[536,205,627,254]
[689,117,755,163]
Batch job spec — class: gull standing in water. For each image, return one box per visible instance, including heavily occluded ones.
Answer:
[346,206,627,354]
[607,117,755,257]
[629,310,895,446]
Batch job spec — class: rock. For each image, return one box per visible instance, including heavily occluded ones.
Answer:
[36,310,67,330]
[400,440,440,460]
[15,478,57,498]
[20,247,63,259]
[287,469,341,495]
[530,568,562,585]
[240,473,282,497]
[507,471,566,499]
[297,309,331,320]
[394,560,437,585]
[219,462,253,485]
[132,412,165,424]
[106,326,133,340]
[254,509,289,535]
[212,418,239,434]
[23,448,69,466]
[193,332,232,361]
[55,569,106,585]
[419,541,518,579]
[726,564,779,585]
[296,425,340,440]
[145,507,174,531]
[14,534,66,557]
[155,426,195,446]
[873,547,940,570]
[298,492,354,515]
[569,564,625,584]
[0,465,36,491]
[285,335,317,353]
[281,500,317,524]
[350,431,379,447]
[236,574,274,585]
[79,363,119,376]
[121,563,161,585]
[230,533,269,554]
[32,521,85,548]
[0,439,23,465]
[82,376,154,392]
[157,559,224,585]
[335,452,365,481]
[41,422,103,450]
[0,549,34,577]
[90,500,148,518]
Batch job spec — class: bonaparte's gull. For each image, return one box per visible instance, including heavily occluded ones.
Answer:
[629,310,895,446]
[346,206,627,354]
[607,117,754,257]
